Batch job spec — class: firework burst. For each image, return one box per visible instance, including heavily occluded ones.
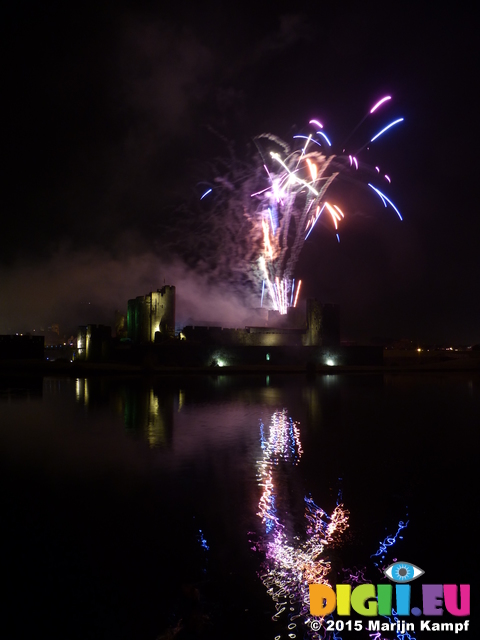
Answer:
[194,95,404,312]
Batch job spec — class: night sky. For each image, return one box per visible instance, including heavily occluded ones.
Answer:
[2,2,478,344]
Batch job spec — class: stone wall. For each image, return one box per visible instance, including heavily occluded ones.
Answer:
[127,285,176,343]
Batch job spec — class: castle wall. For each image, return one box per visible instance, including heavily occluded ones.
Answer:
[319,303,340,346]
[304,300,340,346]
[151,285,175,340]
[183,299,339,348]
[127,285,176,343]
[305,299,322,346]
[182,326,306,347]
[77,325,111,361]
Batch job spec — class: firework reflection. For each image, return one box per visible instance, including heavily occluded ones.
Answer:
[254,409,349,639]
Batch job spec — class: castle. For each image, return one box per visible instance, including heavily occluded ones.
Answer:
[125,284,340,347]
[76,284,382,367]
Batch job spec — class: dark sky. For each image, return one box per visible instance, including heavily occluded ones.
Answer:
[2,1,478,344]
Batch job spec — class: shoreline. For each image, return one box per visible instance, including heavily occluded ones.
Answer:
[1,356,479,377]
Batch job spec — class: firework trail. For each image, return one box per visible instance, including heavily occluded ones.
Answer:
[195,96,403,313]
[252,135,341,314]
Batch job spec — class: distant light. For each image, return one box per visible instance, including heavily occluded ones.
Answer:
[309,119,323,129]
[417,348,422,352]
[200,188,212,200]
[325,358,335,366]
[266,353,270,361]
[217,359,225,367]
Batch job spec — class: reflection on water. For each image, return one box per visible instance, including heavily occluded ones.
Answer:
[178,388,186,411]
[254,409,349,639]
[123,387,173,448]
[0,375,43,400]
[253,408,418,640]
[1,373,477,640]
[75,377,88,405]
[75,377,175,448]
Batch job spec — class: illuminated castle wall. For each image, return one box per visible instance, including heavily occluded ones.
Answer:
[76,325,111,361]
[127,285,176,343]
[183,299,340,348]
[124,284,339,349]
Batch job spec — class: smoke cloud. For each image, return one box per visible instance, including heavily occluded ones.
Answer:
[0,247,255,336]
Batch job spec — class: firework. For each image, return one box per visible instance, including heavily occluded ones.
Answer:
[198,95,404,312]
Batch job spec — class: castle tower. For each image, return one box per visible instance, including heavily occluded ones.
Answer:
[305,299,323,346]
[150,285,176,341]
[303,300,340,346]
[127,285,176,343]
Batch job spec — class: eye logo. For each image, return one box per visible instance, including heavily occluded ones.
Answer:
[384,561,424,583]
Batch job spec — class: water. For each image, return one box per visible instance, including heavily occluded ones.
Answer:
[1,373,477,639]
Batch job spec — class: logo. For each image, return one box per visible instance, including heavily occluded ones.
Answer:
[384,560,424,583]
[309,561,470,621]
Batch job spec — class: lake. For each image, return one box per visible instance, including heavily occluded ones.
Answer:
[1,372,477,639]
